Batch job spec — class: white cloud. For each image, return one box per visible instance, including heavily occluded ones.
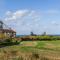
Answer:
[6,11,12,16]
[4,9,60,35]
[5,10,30,21]
[4,10,41,34]
[41,10,60,14]
[47,10,60,14]
[51,21,59,26]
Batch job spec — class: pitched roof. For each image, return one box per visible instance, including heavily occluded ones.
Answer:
[0,29,16,33]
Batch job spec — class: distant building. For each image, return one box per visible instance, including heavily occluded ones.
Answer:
[42,32,47,36]
[0,21,16,40]
[0,29,16,38]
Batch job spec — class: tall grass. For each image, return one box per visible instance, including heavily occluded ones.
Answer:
[0,41,60,60]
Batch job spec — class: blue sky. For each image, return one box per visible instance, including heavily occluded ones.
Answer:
[0,0,60,35]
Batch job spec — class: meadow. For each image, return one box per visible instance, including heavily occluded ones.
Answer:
[0,40,60,60]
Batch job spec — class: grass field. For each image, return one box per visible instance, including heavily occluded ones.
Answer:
[0,40,60,60]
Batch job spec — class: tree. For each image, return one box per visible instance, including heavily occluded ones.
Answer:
[30,32,34,36]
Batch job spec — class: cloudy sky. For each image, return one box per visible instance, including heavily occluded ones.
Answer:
[0,0,60,35]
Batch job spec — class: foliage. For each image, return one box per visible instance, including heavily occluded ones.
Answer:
[5,38,12,42]
[23,35,60,41]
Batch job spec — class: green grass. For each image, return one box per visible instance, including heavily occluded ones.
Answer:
[0,40,60,52]
[0,40,60,60]
[35,40,60,51]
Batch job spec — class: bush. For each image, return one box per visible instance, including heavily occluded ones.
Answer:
[5,38,12,42]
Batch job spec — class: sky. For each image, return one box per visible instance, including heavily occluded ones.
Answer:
[0,0,60,35]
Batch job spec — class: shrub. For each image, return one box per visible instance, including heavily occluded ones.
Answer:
[5,38,12,42]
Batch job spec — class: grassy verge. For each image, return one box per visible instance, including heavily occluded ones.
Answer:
[0,40,60,60]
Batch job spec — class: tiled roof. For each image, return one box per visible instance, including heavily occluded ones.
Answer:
[0,29,16,33]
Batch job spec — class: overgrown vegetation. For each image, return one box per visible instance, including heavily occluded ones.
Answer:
[0,38,20,47]
[21,35,60,41]
[0,40,60,60]
[0,35,60,60]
